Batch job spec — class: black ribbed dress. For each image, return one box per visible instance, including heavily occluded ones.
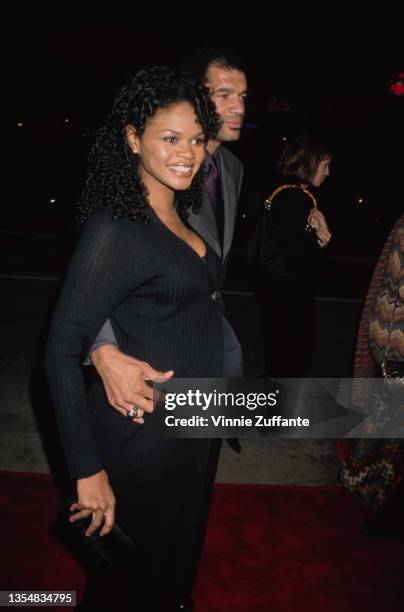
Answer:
[45,208,224,608]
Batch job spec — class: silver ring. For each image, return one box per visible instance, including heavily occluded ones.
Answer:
[127,406,139,420]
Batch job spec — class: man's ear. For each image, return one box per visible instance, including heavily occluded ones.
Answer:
[125,124,140,154]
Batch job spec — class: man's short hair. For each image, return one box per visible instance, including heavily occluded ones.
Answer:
[179,43,247,83]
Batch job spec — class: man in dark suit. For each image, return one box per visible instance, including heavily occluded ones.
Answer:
[89,47,248,424]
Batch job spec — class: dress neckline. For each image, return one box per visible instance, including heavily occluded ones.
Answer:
[147,205,207,260]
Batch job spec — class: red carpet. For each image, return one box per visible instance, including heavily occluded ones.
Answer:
[1,471,403,611]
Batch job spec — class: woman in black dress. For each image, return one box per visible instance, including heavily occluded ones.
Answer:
[45,67,223,611]
[255,134,332,377]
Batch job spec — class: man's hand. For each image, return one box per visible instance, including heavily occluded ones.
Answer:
[91,345,173,424]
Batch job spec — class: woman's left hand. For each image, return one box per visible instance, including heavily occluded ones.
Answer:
[309,210,332,248]
[316,228,332,248]
[70,470,116,536]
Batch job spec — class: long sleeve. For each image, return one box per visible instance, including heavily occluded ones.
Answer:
[83,318,118,366]
[91,319,118,351]
[45,211,148,479]
[276,190,320,279]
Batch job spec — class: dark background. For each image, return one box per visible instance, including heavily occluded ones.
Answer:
[4,15,403,287]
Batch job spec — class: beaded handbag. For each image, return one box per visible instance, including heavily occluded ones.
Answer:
[245,184,318,272]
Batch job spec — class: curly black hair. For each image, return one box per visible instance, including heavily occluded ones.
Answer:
[77,66,221,225]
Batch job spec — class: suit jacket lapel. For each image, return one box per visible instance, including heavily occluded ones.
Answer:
[186,148,238,261]
[186,190,222,258]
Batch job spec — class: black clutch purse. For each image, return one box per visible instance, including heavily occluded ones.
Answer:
[51,497,143,569]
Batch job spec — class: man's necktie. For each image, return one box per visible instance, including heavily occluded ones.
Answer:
[205,157,224,247]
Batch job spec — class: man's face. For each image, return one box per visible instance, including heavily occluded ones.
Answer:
[205,64,247,143]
